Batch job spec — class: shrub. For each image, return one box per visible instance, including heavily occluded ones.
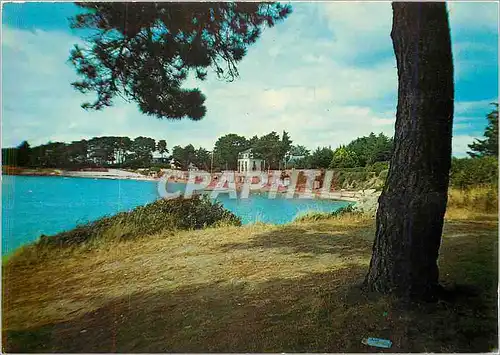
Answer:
[330,170,373,189]
[367,161,390,175]
[379,169,389,180]
[330,147,359,169]
[447,185,498,213]
[332,167,366,173]
[450,156,498,189]
[37,195,241,249]
[293,204,357,222]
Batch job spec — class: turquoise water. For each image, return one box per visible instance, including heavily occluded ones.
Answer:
[2,176,350,255]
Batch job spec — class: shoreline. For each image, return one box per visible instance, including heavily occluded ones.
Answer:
[62,169,158,182]
[3,167,158,182]
[3,167,373,202]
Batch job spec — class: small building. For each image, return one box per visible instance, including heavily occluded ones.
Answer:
[287,155,306,163]
[188,163,199,171]
[152,151,169,164]
[169,158,179,170]
[237,148,265,173]
[284,154,307,169]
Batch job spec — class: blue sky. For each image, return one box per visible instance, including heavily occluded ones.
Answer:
[2,2,498,157]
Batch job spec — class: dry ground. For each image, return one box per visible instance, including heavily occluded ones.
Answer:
[2,210,498,352]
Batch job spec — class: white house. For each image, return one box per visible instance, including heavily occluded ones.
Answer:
[169,158,179,170]
[188,162,199,171]
[237,148,265,173]
[152,151,169,164]
[287,155,306,163]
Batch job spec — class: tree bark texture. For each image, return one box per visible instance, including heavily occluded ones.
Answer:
[364,2,454,298]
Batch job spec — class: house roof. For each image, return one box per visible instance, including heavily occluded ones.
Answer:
[288,155,305,162]
[152,151,167,159]
[238,148,253,155]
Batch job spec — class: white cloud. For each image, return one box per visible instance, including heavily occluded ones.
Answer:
[448,2,499,33]
[319,2,393,62]
[455,100,496,115]
[452,135,478,158]
[1,27,207,147]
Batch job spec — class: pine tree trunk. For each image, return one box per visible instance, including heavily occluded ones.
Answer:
[364,2,454,298]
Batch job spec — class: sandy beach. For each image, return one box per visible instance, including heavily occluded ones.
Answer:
[62,169,157,181]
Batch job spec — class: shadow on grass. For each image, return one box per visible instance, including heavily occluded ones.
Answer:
[219,224,374,258]
[3,222,498,353]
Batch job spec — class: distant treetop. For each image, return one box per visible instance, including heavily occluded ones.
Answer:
[69,2,292,120]
[467,103,498,158]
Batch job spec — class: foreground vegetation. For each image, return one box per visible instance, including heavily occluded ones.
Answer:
[6,196,240,264]
[2,186,498,352]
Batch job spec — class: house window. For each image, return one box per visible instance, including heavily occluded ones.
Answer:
[252,161,256,171]
[245,161,248,171]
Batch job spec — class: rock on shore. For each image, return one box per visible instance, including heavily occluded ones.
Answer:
[353,189,381,216]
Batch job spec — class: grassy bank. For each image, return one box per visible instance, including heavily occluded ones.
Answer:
[2,194,498,352]
[5,195,240,265]
[446,185,498,220]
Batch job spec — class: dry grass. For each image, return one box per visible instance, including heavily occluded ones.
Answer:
[448,185,498,212]
[292,205,363,223]
[446,186,498,221]
[2,207,498,352]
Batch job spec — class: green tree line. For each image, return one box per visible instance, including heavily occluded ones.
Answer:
[2,136,166,169]
[2,130,394,171]
[4,116,497,178]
